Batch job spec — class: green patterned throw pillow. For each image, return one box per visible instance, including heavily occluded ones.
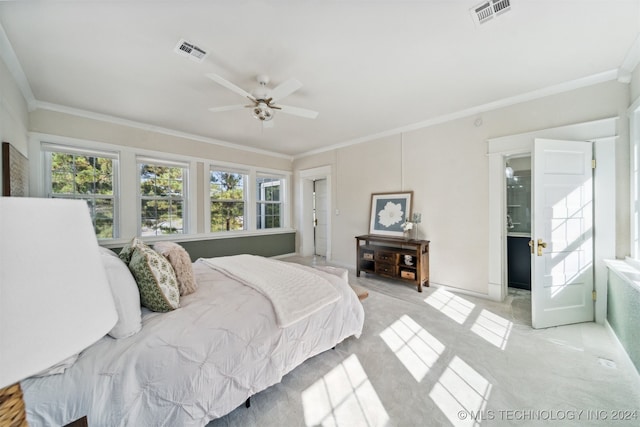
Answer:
[127,240,180,312]
[118,236,142,265]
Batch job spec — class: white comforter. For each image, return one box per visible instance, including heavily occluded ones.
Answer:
[202,255,340,327]
[22,258,364,427]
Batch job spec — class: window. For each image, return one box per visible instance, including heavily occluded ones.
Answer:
[138,158,187,236]
[210,168,247,232]
[44,145,118,239]
[256,175,283,229]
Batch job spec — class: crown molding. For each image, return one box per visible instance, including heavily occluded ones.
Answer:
[619,33,640,83]
[33,101,293,161]
[294,69,620,159]
[0,22,36,110]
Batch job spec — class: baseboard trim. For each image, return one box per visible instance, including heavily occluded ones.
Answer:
[430,282,494,301]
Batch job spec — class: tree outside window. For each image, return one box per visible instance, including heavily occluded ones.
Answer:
[49,151,116,239]
[210,170,246,232]
[139,162,186,236]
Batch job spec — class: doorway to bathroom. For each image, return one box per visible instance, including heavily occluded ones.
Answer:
[505,155,531,291]
[488,118,616,328]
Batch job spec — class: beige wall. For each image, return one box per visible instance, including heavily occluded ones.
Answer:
[29,109,292,171]
[294,80,630,295]
[0,56,29,191]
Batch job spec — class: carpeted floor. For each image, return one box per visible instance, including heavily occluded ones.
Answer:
[208,257,640,426]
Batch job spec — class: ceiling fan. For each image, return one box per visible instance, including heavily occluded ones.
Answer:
[206,73,319,128]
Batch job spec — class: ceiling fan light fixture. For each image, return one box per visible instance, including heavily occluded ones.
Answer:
[252,102,273,121]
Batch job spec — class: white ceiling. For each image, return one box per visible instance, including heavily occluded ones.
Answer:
[1,0,639,157]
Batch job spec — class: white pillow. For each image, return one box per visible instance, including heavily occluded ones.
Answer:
[100,251,142,338]
[98,246,119,258]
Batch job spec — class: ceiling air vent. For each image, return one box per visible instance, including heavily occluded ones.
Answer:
[174,39,208,62]
[471,0,511,25]
[492,0,511,16]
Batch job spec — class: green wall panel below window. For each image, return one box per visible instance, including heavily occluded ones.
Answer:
[106,232,295,261]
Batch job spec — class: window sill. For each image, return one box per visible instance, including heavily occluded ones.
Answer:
[604,257,640,292]
[100,228,296,248]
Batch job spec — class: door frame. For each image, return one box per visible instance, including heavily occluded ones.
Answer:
[298,165,332,259]
[487,117,617,325]
[312,178,329,257]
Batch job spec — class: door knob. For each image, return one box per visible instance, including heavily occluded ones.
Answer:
[528,239,534,254]
[537,238,547,257]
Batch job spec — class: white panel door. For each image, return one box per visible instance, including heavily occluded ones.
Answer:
[531,139,594,329]
[314,179,328,257]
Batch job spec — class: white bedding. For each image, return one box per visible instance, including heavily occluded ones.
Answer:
[21,258,364,427]
[202,254,340,327]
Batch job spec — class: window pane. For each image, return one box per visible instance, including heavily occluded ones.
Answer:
[256,176,282,229]
[93,198,114,239]
[211,201,245,231]
[51,171,75,194]
[140,165,157,196]
[48,151,116,238]
[210,171,244,199]
[75,157,113,195]
[256,177,281,201]
[139,162,186,236]
[210,170,246,232]
[140,199,184,236]
[257,203,281,229]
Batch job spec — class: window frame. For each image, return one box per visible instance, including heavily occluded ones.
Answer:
[208,166,249,233]
[256,172,285,230]
[136,156,190,237]
[42,143,120,240]
[205,162,291,234]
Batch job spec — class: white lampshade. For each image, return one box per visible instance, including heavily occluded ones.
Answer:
[0,197,117,388]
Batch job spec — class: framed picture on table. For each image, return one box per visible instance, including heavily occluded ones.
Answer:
[368,191,412,237]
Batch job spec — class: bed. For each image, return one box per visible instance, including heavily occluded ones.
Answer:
[20,246,365,427]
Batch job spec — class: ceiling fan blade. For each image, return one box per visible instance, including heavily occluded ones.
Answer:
[277,104,319,119]
[269,78,303,102]
[208,104,248,113]
[206,73,255,100]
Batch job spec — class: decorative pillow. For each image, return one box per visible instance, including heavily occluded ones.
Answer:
[127,241,180,312]
[118,237,143,265]
[153,241,197,296]
[100,249,143,338]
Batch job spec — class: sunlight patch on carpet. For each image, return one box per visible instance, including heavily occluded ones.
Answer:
[301,354,389,426]
[429,356,492,427]
[470,309,513,350]
[379,314,445,382]
[424,288,475,324]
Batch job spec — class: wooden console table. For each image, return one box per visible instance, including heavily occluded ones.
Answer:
[356,234,430,292]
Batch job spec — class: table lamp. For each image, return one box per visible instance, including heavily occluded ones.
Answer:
[0,197,117,426]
